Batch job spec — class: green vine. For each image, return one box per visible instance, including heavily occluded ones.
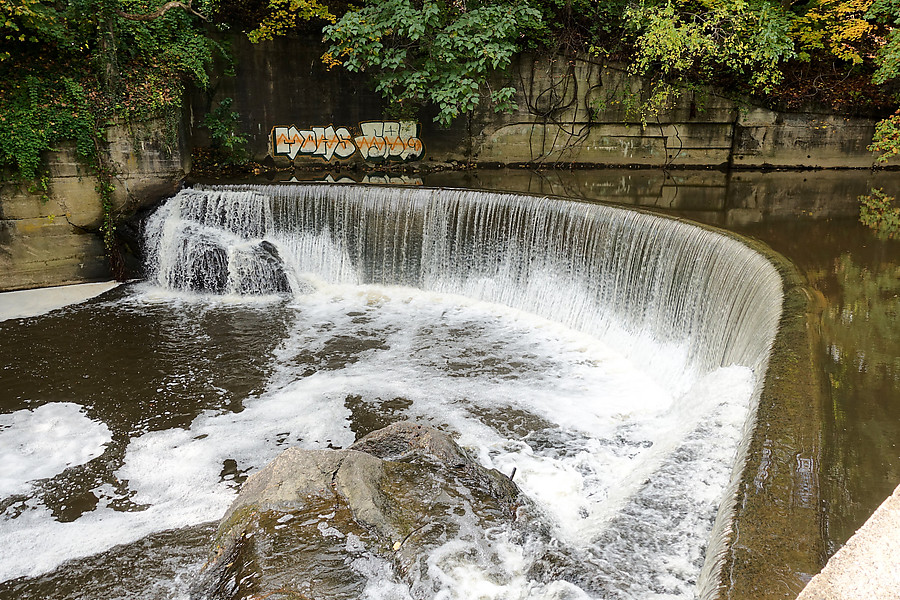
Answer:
[95,163,121,273]
[27,174,50,203]
[0,74,97,180]
[1,1,222,277]
[323,0,543,127]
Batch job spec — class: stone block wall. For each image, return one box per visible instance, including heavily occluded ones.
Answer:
[0,120,187,292]
[467,55,882,168]
[3,36,893,291]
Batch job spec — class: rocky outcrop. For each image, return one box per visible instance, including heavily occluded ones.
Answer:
[165,238,290,295]
[234,241,291,295]
[193,422,527,600]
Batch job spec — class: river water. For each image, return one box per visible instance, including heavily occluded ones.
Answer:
[0,170,897,599]
[418,167,900,559]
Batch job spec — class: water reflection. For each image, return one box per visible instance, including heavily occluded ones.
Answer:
[815,248,900,552]
[227,167,900,228]
[707,216,898,555]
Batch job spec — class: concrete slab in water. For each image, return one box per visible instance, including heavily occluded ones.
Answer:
[797,483,900,599]
[0,281,119,321]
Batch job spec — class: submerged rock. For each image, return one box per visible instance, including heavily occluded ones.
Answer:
[192,422,528,600]
[172,239,228,293]
[167,236,292,295]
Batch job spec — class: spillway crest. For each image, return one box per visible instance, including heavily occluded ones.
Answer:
[146,185,781,392]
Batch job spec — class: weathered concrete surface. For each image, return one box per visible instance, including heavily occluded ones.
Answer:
[733,109,878,169]
[206,36,892,170]
[0,281,118,321]
[0,214,110,291]
[472,57,886,168]
[797,483,900,600]
[0,119,187,291]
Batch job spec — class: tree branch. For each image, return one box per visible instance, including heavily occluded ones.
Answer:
[116,1,207,22]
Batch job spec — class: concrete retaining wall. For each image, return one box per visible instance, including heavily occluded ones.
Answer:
[2,36,892,292]
[0,120,187,292]
[201,36,889,169]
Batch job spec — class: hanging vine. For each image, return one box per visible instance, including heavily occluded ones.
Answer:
[0,0,220,277]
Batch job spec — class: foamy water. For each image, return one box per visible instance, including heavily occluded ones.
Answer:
[0,284,753,599]
[0,403,111,499]
[0,185,781,598]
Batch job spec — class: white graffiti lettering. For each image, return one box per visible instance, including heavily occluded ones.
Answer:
[354,121,423,161]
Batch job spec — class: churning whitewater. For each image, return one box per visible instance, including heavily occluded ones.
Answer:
[0,184,782,600]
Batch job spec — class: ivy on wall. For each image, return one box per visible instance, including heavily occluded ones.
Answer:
[0,0,224,275]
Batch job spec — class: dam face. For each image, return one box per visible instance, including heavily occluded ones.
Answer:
[0,185,783,599]
[147,185,782,393]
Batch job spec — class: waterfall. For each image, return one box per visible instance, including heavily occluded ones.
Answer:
[143,184,783,597]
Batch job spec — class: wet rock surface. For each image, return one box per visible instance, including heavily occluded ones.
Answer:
[234,241,291,295]
[192,422,529,600]
[165,235,292,295]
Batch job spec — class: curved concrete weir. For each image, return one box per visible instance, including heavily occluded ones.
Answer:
[145,184,785,598]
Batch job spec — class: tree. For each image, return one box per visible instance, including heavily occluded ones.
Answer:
[623,0,796,93]
[868,0,900,84]
[0,0,222,178]
[322,0,543,127]
[0,0,64,62]
[245,0,334,43]
[789,0,876,64]
[862,1,900,163]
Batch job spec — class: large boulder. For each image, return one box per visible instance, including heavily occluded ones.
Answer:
[192,422,529,600]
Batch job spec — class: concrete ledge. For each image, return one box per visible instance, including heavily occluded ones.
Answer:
[797,483,900,599]
[0,281,119,321]
[0,118,185,291]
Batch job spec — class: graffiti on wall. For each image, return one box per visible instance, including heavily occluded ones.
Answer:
[271,121,424,162]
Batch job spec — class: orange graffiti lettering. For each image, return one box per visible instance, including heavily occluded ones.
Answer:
[272,121,424,162]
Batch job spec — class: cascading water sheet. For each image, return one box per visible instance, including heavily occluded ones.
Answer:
[0,184,783,600]
[146,185,780,390]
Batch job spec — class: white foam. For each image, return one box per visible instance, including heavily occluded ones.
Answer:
[0,403,111,499]
[0,285,758,597]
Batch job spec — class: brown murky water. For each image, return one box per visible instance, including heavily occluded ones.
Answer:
[1,169,897,599]
[730,218,900,554]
